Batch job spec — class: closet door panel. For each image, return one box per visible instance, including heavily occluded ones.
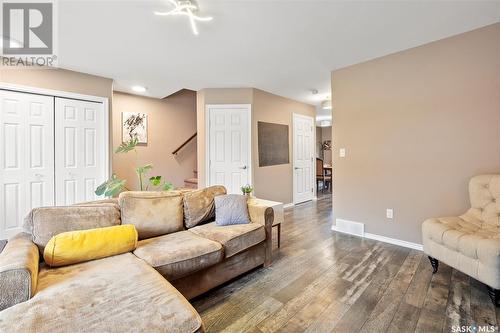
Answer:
[55,98,105,206]
[0,90,54,239]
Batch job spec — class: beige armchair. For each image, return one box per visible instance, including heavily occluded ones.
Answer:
[422,175,500,306]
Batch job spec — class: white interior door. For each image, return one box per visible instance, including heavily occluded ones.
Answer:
[55,98,106,205]
[293,113,314,204]
[0,90,55,239]
[207,105,250,194]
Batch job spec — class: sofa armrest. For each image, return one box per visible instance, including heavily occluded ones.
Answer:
[247,198,274,267]
[0,232,39,311]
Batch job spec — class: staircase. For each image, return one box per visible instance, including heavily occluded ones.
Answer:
[184,170,198,189]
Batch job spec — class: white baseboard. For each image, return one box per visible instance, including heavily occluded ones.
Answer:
[332,218,423,251]
[283,203,294,209]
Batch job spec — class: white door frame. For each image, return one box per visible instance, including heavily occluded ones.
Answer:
[292,113,315,204]
[0,82,111,179]
[205,104,252,188]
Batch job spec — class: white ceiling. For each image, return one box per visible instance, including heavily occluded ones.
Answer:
[57,0,500,113]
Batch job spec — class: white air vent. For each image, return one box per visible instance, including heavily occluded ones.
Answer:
[333,219,365,237]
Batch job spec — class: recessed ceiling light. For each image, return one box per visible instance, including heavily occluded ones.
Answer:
[132,86,147,93]
[321,100,332,110]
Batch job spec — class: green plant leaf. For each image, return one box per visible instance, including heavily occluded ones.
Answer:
[136,164,153,175]
[162,182,174,191]
[149,175,162,186]
[115,137,138,154]
[241,184,253,194]
[95,174,127,197]
[95,180,110,196]
[104,179,126,197]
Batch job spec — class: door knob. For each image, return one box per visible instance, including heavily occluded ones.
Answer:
[294,167,300,170]
[34,173,43,178]
[239,166,247,170]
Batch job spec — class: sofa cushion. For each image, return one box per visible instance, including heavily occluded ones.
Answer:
[134,231,223,280]
[43,225,138,267]
[23,204,121,253]
[467,175,500,227]
[423,213,500,257]
[215,194,251,226]
[119,191,184,240]
[0,253,203,333]
[0,233,39,311]
[189,222,265,258]
[183,185,227,228]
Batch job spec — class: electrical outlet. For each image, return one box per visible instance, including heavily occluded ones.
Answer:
[386,209,394,219]
[339,148,346,158]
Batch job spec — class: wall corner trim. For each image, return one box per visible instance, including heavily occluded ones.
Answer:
[332,218,423,251]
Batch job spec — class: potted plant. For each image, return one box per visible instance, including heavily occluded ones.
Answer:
[95,138,173,197]
[241,184,253,197]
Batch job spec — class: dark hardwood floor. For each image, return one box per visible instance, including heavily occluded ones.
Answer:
[192,195,499,332]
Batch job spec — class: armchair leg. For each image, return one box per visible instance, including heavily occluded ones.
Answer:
[487,286,499,307]
[428,256,439,274]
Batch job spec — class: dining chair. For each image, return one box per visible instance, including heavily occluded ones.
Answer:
[316,158,332,193]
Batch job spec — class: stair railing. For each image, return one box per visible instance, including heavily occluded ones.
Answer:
[172,133,197,155]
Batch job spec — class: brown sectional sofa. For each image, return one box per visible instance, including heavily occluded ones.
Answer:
[0,186,275,332]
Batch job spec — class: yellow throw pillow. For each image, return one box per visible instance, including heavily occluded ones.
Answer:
[43,225,138,267]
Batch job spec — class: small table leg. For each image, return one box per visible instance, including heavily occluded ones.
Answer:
[277,224,281,248]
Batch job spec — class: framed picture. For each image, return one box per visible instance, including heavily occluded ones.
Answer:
[122,112,148,143]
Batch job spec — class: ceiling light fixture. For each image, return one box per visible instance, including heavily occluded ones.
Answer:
[321,100,332,110]
[132,86,147,93]
[155,0,213,35]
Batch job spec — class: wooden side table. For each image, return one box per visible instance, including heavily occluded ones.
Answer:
[248,198,284,248]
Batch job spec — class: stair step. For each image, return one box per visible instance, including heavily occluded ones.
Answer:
[184,177,198,189]
[184,178,198,184]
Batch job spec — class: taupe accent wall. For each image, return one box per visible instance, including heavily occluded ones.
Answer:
[332,23,500,244]
[196,88,315,204]
[252,89,315,204]
[113,91,197,189]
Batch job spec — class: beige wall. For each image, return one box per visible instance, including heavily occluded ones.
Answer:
[0,68,113,100]
[113,91,197,189]
[252,89,315,203]
[332,22,500,244]
[196,88,315,203]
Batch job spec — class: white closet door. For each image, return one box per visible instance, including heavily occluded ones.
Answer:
[55,98,106,205]
[208,105,250,194]
[0,90,55,239]
[293,113,314,204]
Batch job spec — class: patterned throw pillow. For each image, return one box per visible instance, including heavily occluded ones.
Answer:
[215,194,251,226]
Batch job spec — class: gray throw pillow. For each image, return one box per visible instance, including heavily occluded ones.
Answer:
[215,194,251,226]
